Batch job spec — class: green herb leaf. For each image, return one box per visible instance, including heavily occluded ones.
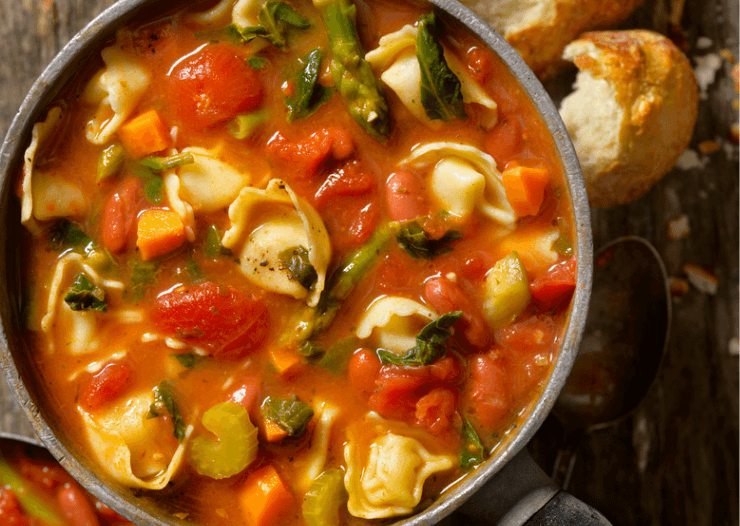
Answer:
[204,225,232,258]
[228,110,269,139]
[416,13,466,121]
[286,48,334,122]
[63,273,107,312]
[171,353,207,369]
[185,258,204,283]
[246,55,268,69]
[395,219,462,259]
[460,418,485,469]
[377,311,461,366]
[130,261,159,302]
[49,219,94,253]
[279,245,318,290]
[261,395,314,437]
[149,380,186,442]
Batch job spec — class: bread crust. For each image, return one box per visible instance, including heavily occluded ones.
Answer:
[562,30,699,207]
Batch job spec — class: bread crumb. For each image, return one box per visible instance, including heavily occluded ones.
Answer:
[696,36,713,49]
[719,49,736,64]
[675,148,708,170]
[730,123,739,145]
[694,53,722,97]
[669,276,690,296]
[698,139,721,154]
[667,214,690,240]
[172,513,189,520]
[730,337,739,356]
[683,263,718,294]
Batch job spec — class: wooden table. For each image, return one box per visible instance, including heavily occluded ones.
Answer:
[0,1,737,525]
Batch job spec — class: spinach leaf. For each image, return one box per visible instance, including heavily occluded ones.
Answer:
[49,219,94,253]
[460,418,485,469]
[416,13,466,121]
[64,273,106,312]
[261,395,314,437]
[204,226,233,258]
[395,219,462,259]
[285,48,334,122]
[185,259,204,283]
[171,353,207,369]
[377,311,461,366]
[279,245,318,290]
[149,380,186,442]
[297,340,325,358]
[246,55,268,69]
[133,152,195,205]
[130,261,159,302]
[298,337,356,376]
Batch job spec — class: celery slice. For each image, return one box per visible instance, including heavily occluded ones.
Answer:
[188,402,258,479]
[302,468,347,526]
[483,251,531,327]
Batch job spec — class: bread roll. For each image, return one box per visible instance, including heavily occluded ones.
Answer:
[458,0,645,77]
[559,30,699,207]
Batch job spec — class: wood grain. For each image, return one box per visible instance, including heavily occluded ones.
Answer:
[0,0,736,525]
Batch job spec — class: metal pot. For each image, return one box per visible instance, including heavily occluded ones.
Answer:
[0,0,599,524]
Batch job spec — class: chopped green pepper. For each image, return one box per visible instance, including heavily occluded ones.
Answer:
[302,468,348,526]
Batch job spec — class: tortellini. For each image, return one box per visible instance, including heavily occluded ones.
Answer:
[400,142,516,231]
[78,392,192,490]
[366,24,498,129]
[344,430,455,518]
[176,147,250,212]
[82,46,151,145]
[297,401,340,492]
[40,253,124,354]
[222,179,331,307]
[355,296,437,356]
[191,0,261,27]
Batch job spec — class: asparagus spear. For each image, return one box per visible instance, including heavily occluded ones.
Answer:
[314,0,390,141]
[0,450,66,525]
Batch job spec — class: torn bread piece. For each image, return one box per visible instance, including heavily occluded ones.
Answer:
[559,30,699,207]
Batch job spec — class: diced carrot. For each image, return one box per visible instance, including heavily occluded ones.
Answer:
[269,346,303,376]
[502,166,550,217]
[136,209,185,260]
[117,109,172,158]
[240,465,294,526]
[263,419,289,443]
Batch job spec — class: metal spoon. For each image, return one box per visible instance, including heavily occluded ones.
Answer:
[551,236,671,488]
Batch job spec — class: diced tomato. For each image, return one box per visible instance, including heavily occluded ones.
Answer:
[414,388,458,436]
[348,348,381,400]
[17,456,68,491]
[459,251,496,282]
[462,352,510,431]
[530,257,576,308]
[228,378,261,417]
[151,282,270,361]
[321,196,378,249]
[168,44,263,130]
[466,46,494,84]
[100,177,143,254]
[314,161,374,208]
[484,117,523,169]
[78,360,134,412]
[376,252,422,294]
[424,277,490,349]
[0,489,29,526]
[266,128,354,180]
[57,485,101,526]
[94,501,132,525]
[384,169,430,222]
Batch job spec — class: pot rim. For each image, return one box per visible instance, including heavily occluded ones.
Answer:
[0,1,592,525]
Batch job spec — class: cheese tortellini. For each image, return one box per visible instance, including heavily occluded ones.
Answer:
[222,179,331,306]
[401,142,516,231]
[191,0,261,27]
[176,147,251,212]
[82,46,151,145]
[345,430,455,518]
[355,296,437,356]
[366,24,498,129]
[78,391,191,490]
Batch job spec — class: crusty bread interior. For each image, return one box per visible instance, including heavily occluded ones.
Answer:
[464,0,556,37]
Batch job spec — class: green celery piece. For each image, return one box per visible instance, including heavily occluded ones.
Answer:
[460,418,485,469]
[302,468,348,526]
[228,110,269,139]
[149,380,186,442]
[416,13,466,121]
[0,451,65,525]
[188,402,258,479]
[317,0,390,141]
[377,311,461,366]
[483,251,531,327]
[394,218,462,260]
[261,395,314,437]
[278,245,318,290]
[97,143,125,182]
[64,273,107,312]
[285,48,334,122]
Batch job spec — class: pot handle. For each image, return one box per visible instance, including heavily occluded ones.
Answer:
[458,449,612,526]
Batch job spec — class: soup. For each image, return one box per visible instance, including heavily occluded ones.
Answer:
[15,0,577,524]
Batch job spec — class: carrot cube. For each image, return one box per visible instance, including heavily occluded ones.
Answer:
[136,209,185,260]
[269,346,303,376]
[240,465,294,526]
[263,419,289,443]
[117,109,172,158]
[502,166,550,218]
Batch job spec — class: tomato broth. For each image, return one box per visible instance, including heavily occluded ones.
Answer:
[16,0,577,525]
